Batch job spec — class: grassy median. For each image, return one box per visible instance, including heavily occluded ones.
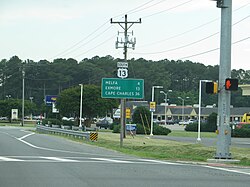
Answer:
[87,131,250,166]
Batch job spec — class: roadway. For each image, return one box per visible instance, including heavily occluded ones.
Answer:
[158,124,250,148]
[0,126,249,187]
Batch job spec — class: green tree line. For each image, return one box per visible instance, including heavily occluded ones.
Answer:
[1,55,250,117]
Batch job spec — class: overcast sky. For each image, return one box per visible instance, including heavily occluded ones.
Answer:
[1,0,250,70]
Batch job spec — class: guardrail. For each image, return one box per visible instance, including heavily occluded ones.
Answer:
[36,125,91,140]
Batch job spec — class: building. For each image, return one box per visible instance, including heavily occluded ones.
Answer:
[125,101,250,122]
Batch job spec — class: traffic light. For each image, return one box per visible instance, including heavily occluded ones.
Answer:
[225,78,238,91]
[206,81,218,94]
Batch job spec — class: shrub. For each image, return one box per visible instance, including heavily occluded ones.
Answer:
[136,123,150,135]
[153,124,171,135]
[61,120,76,126]
[112,124,121,133]
[232,124,250,138]
[42,118,61,126]
[185,113,217,132]
[132,106,151,125]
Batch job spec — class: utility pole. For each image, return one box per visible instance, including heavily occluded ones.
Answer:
[22,63,25,126]
[214,0,232,159]
[111,14,141,147]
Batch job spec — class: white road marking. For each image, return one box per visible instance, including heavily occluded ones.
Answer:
[17,132,35,141]
[204,165,250,176]
[137,159,185,166]
[0,156,23,162]
[39,157,79,162]
[91,158,133,163]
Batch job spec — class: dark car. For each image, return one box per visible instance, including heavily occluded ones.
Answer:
[96,119,110,129]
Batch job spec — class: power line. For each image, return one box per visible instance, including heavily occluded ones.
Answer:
[60,25,113,57]
[73,35,116,58]
[133,13,250,55]
[143,0,193,19]
[128,0,167,15]
[137,1,250,48]
[179,36,250,60]
[49,20,110,60]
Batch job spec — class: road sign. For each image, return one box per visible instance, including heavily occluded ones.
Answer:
[126,108,131,119]
[150,102,156,112]
[101,78,144,99]
[45,95,57,106]
[117,68,128,78]
[117,62,128,68]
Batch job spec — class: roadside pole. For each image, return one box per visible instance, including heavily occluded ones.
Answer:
[215,0,232,159]
[111,15,141,147]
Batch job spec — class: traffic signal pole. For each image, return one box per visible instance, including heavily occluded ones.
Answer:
[215,0,232,159]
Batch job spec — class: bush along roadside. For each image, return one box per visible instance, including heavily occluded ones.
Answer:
[112,123,171,136]
[232,124,250,138]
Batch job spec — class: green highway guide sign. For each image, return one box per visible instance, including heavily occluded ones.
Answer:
[101,78,144,99]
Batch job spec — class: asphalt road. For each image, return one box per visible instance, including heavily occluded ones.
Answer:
[0,126,249,187]
[159,124,250,148]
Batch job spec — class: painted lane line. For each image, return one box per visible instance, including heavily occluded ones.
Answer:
[0,156,24,162]
[204,165,250,176]
[137,159,185,166]
[91,158,133,163]
[17,132,35,141]
[39,157,80,162]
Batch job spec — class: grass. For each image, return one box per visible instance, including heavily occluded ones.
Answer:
[2,124,250,166]
[168,130,217,138]
[0,122,36,127]
[86,132,250,166]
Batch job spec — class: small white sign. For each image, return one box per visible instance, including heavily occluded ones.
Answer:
[117,68,128,79]
[11,109,18,120]
[52,103,59,113]
[117,62,128,68]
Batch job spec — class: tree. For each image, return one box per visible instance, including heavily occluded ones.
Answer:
[56,85,119,126]
[0,99,37,122]
[132,106,151,126]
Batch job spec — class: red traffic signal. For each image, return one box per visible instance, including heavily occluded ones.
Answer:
[225,78,238,91]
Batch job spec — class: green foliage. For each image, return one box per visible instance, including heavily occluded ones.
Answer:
[0,99,37,121]
[61,120,76,126]
[112,124,121,133]
[56,85,119,119]
[153,125,171,135]
[2,55,250,119]
[42,118,61,126]
[132,106,151,125]
[136,123,150,135]
[232,124,250,138]
[185,113,217,132]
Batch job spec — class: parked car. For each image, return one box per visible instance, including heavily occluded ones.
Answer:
[179,119,197,125]
[0,117,8,120]
[96,119,110,129]
[165,120,175,125]
[179,120,189,125]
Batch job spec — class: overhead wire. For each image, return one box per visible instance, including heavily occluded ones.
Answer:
[143,0,193,19]
[49,20,110,60]
[132,12,250,55]
[50,0,194,60]
[137,1,250,49]
[179,36,250,60]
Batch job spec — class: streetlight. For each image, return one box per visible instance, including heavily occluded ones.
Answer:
[150,85,163,136]
[178,96,189,122]
[197,80,211,142]
[6,95,11,100]
[79,84,83,130]
[29,97,33,120]
[160,90,172,125]
[29,96,33,103]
